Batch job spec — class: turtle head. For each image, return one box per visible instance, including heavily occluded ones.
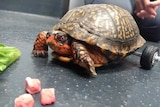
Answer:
[46,31,72,56]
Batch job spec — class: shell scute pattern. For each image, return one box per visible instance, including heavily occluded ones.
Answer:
[104,5,138,40]
[53,4,145,56]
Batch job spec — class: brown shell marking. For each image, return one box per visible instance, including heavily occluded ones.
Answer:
[52,4,145,57]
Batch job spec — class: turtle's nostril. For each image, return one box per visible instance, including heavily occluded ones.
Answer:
[46,32,52,38]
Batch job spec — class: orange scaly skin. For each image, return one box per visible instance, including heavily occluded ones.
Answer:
[32,31,48,57]
[46,35,72,57]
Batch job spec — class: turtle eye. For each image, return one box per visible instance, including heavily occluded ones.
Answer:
[55,32,68,44]
[46,32,52,38]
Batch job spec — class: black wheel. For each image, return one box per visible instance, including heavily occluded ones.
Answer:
[140,45,159,70]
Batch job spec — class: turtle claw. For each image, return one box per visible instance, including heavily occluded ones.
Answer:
[90,70,97,77]
[32,50,48,57]
[87,61,97,77]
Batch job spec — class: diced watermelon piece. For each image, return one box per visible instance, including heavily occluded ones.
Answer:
[40,88,56,105]
[14,94,34,107]
[25,77,41,94]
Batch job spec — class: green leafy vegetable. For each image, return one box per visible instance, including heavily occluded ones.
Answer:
[0,43,21,72]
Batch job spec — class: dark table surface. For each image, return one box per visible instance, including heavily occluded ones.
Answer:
[0,10,160,107]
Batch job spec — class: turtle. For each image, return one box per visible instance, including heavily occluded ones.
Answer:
[32,4,146,77]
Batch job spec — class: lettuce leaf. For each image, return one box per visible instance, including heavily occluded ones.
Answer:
[0,43,21,72]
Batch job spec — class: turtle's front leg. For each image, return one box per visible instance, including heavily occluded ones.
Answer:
[32,31,48,57]
[71,41,97,77]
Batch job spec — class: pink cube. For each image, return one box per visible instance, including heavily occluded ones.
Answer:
[40,88,56,105]
[14,94,34,107]
[25,77,41,94]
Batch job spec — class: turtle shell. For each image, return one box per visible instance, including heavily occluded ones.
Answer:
[52,4,146,57]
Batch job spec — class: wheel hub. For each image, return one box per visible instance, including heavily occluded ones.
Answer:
[152,52,159,65]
